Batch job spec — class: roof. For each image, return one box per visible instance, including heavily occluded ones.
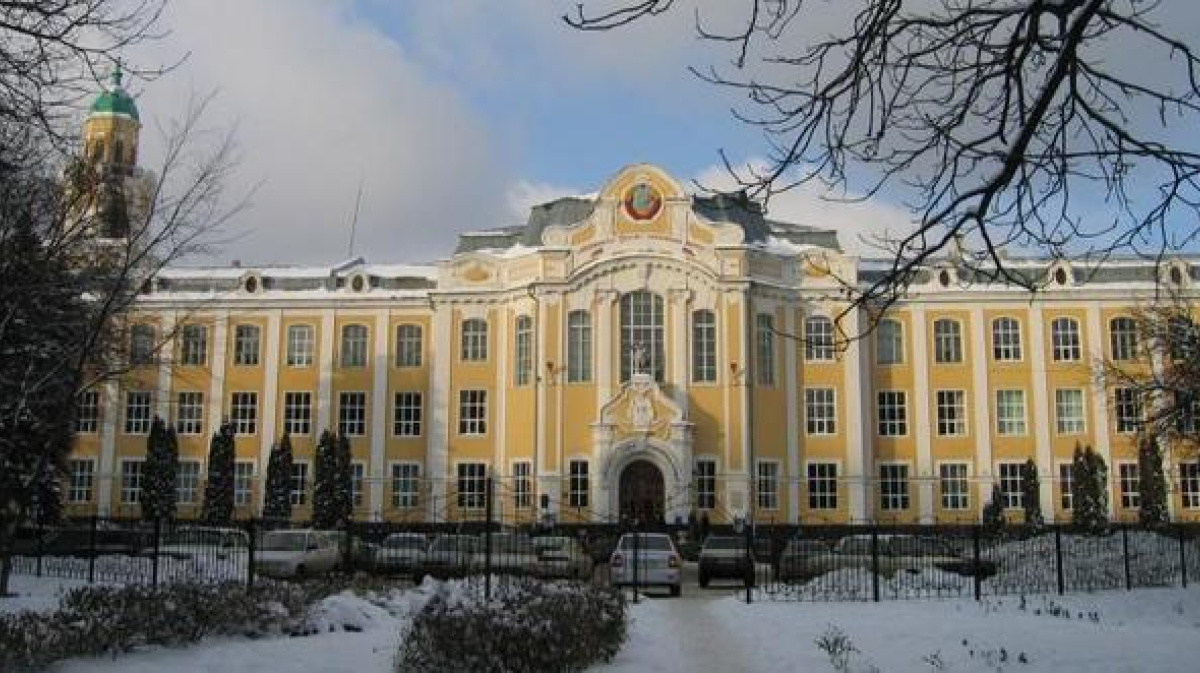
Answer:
[90,67,139,121]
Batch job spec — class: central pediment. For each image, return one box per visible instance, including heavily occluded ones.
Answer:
[594,372,690,443]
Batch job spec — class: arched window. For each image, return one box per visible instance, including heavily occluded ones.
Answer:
[691,309,717,383]
[932,318,963,364]
[805,316,835,361]
[129,324,155,365]
[756,313,776,386]
[395,324,423,367]
[567,310,592,383]
[461,318,488,362]
[620,291,664,382]
[1050,317,1081,362]
[340,324,368,368]
[514,315,533,386]
[1109,317,1139,361]
[875,318,904,365]
[992,317,1022,361]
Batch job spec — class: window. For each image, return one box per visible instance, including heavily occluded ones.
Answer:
[933,318,963,364]
[805,316,835,361]
[877,390,908,436]
[338,391,366,437]
[290,462,309,506]
[230,392,258,435]
[1055,389,1086,434]
[756,313,776,386]
[1181,463,1200,509]
[691,310,716,383]
[935,390,967,436]
[512,461,532,509]
[567,310,593,383]
[876,318,904,365]
[1050,317,1081,362]
[76,391,99,433]
[283,391,312,435]
[620,291,665,382]
[120,460,144,505]
[996,390,1027,436]
[1119,463,1140,509]
[175,392,204,435]
[939,463,970,510]
[177,460,201,505]
[992,317,1022,361]
[807,463,838,510]
[514,315,533,386]
[756,461,780,510]
[457,462,487,510]
[458,389,487,435]
[879,464,910,511]
[805,388,837,435]
[124,391,152,434]
[233,324,261,366]
[568,459,589,508]
[1179,395,1200,434]
[1114,388,1143,433]
[392,463,421,508]
[287,324,314,367]
[1110,317,1139,361]
[1059,464,1075,511]
[695,459,716,510]
[350,462,365,508]
[998,463,1024,509]
[393,392,422,437]
[461,318,488,362]
[180,324,208,366]
[66,459,95,504]
[396,324,423,368]
[340,324,368,368]
[234,461,255,507]
[130,324,156,365]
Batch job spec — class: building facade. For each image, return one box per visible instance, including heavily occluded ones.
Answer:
[66,82,1200,526]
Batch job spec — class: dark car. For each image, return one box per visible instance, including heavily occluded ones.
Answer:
[698,535,754,588]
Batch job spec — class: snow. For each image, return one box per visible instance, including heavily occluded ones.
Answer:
[753,235,819,256]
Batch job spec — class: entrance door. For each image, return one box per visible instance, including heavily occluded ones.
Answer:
[618,460,664,524]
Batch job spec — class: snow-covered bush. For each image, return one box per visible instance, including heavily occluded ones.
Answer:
[396,577,627,672]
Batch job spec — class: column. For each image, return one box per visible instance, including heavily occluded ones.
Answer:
[206,311,229,431]
[1028,305,1055,517]
[970,307,994,512]
[911,306,935,523]
[97,380,119,516]
[155,313,176,420]
[258,310,282,512]
[784,302,800,524]
[316,310,335,434]
[843,306,871,522]
[369,308,390,519]
[427,303,452,522]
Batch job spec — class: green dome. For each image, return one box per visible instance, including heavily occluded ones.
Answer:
[90,67,139,121]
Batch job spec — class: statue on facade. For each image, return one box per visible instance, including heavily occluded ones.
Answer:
[631,341,651,376]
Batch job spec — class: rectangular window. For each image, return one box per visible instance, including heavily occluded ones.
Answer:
[512,461,532,510]
[805,317,835,361]
[1179,396,1200,434]
[756,313,776,386]
[992,318,1022,361]
[338,391,367,437]
[129,324,156,366]
[283,391,312,436]
[458,389,487,435]
[1059,463,1075,511]
[1181,463,1200,510]
[350,461,365,508]
[1114,388,1143,434]
[230,392,258,435]
[392,463,421,508]
[807,462,838,510]
[875,319,904,365]
[1051,318,1082,362]
[76,391,100,433]
[933,319,963,364]
[691,310,716,383]
[396,324,423,368]
[457,462,487,510]
[935,390,967,436]
[341,324,369,368]
[568,310,593,383]
[290,462,309,506]
[234,461,255,507]
[120,459,144,505]
[879,464,910,511]
[287,324,314,367]
[877,390,908,437]
[996,389,1027,436]
[1055,389,1086,434]
[695,459,716,510]
[515,316,533,386]
[176,391,204,435]
[177,460,201,505]
[124,391,152,434]
[393,391,423,437]
[998,462,1024,509]
[461,319,488,362]
[805,388,837,435]
[233,324,261,366]
[756,461,780,510]
[939,463,970,510]
[568,459,589,508]
[66,459,95,504]
[1110,317,1139,361]
[1119,463,1140,509]
[180,324,208,366]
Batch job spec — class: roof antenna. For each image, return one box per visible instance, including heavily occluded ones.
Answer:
[346,176,364,258]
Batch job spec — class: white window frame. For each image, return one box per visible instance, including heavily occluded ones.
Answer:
[568,310,593,383]
[233,324,261,366]
[756,460,780,511]
[805,315,836,362]
[512,460,532,510]
[691,309,716,384]
[997,462,1025,509]
[1058,462,1075,511]
[806,462,839,510]
[1055,389,1086,435]
[877,390,908,437]
[66,458,96,504]
[289,461,310,506]
[933,318,963,364]
[1114,387,1143,434]
[338,391,367,437]
[935,390,967,437]
[879,463,910,511]
[76,390,100,434]
[620,291,665,382]
[395,323,423,368]
[875,318,904,365]
[234,461,255,507]
[992,317,1023,362]
[939,462,970,510]
[350,461,366,508]
[456,462,487,510]
[515,315,533,386]
[568,459,590,508]
[461,318,489,362]
[392,391,423,437]
[391,462,421,509]
[458,389,487,435]
[283,391,313,436]
[120,458,145,505]
[175,391,204,435]
[1109,317,1139,361]
[180,324,208,366]
[1119,462,1140,509]
[996,389,1028,436]
[1181,462,1200,510]
[805,388,837,435]
[340,324,369,368]
[756,313,776,386]
[129,323,156,366]
[176,459,202,505]
[124,390,152,434]
[1050,317,1082,362]
[230,391,258,436]
[695,458,717,510]
[286,324,315,367]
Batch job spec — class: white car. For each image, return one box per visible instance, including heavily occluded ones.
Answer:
[155,526,249,561]
[533,536,595,580]
[254,529,340,578]
[609,533,682,597]
[374,533,428,576]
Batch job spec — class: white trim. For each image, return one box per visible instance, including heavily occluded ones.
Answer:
[317,310,335,434]
[369,308,389,519]
[934,460,973,512]
[386,460,424,510]
[970,306,994,508]
[1085,302,1114,470]
[155,313,176,420]
[206,311,228,432]
[259,310,281,514]
[97,380,118,515]
[844,307,870,521]
[1028,305,1055,516]
[428,304,452,521]
[911,306,934,522]
[784,304,800,524]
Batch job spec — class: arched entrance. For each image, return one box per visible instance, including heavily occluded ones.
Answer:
[618,460,664,524]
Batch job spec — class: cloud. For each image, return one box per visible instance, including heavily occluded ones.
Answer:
[505,178,586,223]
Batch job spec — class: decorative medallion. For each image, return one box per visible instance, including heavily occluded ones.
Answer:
[623,180,663,221]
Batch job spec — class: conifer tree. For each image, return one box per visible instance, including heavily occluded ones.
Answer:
[1138,434,1169,527]
[141,416,179,522]
[1020,459,1044,531]
[262,434,294,522]
[1071,444,1109,534]
[981,485,1006,538]
[201,422,237,526]
[313,430,352,529]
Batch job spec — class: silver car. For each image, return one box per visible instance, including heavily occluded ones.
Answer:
[418,534,482,579]
[254,529,340,578]
[533,536,595,580]
[373,533,428,576]
[609,533,682,597]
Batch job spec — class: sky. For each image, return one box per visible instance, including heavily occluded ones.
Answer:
[113,0,1197,268]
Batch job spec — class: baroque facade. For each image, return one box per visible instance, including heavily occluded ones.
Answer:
[66,80,1200,526]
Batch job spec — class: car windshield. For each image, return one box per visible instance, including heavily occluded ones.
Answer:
[703,536,745,550]
[164,530,244,547]
[261,531,309,552]
[431,536,477,553]
[384,536,426,550]
[619,535,673,552]
[839,537,874,555]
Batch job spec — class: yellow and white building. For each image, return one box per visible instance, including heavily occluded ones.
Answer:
[66,78,1200,526]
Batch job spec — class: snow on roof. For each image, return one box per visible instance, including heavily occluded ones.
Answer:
[157,259,437,281]
[752,236,820,256]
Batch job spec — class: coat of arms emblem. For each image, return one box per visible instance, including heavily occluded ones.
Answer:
[623,181,662,221]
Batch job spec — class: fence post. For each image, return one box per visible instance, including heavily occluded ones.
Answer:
[1179,524,1188,589]
[87,514,98,584]
[246,518,256,592]
[1121,525,1132,591]
[744,518,754,605]
[151,517,162,588]
[484,475,493,600]
[1054,526,1065,596]
[34,508,44,578]
[972,525,982,602]
[870,525,880,603]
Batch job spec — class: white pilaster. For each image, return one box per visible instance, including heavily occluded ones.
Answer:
[317,310,335,434]
[1085,303,1113,473]
[1028,305,1055,518]
[97,380,119,516]
[427,304,452,521]
[259,310,282,512]
[155,313,177,421]
[594,289,618,415]
[784,303,800,524]
[496,305,509,516]
[369,308,389,519]
[206,311,229,432]
[669,288,691,410]
[970,307,994,511]
[843,306,870,522]
[911,306,934,523]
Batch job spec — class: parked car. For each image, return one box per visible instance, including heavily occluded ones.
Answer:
[775,538,832,582]
[155,526,249,561]
[373,533,429,576]
[609,532,682,597]
[320,530,378,571]
[254,529,341,578]
[697,535,753,588]
[783,534,996,581]
[479,532,540,576]
[533,536,595,580]
[418,534,482,579]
